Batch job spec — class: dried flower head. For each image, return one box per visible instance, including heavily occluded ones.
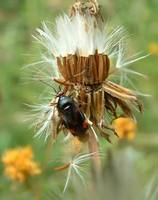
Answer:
[112,117,137,140]
[28,0,147,178]
[2,147,41,182]
[28,0,146,191]
[70,0,102,21]
[32,0,145,143]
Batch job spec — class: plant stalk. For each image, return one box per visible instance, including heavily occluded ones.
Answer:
[88,132,101,181]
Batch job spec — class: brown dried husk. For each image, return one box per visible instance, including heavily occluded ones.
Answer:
[57,52,110,85]
[55,50,142,142]
[53,0,142,143]
[70,0,103,21]
[73,82,142,127]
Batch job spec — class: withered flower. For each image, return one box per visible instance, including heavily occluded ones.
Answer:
[32,0,144,144]
[28,0,146,190]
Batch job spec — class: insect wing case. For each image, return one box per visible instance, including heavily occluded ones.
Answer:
[57,95,88,138]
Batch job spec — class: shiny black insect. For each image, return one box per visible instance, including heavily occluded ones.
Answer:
[57,95,89,139]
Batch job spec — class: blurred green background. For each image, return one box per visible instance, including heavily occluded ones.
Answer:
[0,0,158,199]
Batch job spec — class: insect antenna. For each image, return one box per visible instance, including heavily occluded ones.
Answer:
[39,79,58,97]
[39,79,54,89]
[56,85,62,94]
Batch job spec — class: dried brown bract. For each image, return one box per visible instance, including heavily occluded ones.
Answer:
[70,0,103,21]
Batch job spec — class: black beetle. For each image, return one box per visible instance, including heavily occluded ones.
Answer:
[57,95,89,139]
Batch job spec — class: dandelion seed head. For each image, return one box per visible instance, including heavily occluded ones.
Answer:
[35,12,147,85]
[29,0,146,156]
[35,14,125,58]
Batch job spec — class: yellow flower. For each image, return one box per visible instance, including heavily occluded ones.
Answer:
[113,117,137,140]
[149,42,158,55]
[2,147,41,182]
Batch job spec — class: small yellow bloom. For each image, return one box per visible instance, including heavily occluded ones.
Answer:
[149,42,158,55]
[113,117,137,140]
[2,147,41,182]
